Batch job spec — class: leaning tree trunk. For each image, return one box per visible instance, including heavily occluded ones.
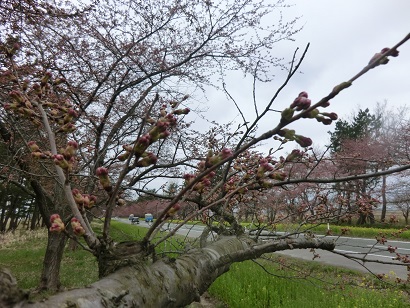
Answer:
[1,236,335,308]
[30,180,71,291]
[38,230,68,291]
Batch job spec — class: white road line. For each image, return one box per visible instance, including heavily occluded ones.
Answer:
[334,249,395,259]
[365,245,410,251]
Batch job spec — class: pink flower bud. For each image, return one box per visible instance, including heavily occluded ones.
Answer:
[159,130,171,139]
[291,96,311,111]
[9,90,24,103]
[40,72,52,86]
[96,167,108,176]
[53,78,66,85]
[327,112,338,120]
[70,217,85,236]
[96,167,111,191]
[123,144,133,152]
[286,149,302,161]
[49,214,65,233]
[269,171,287,181]
[28,141,40,152]
[295,135,312,148]
[50,214,61,222]
[220,148,233,159]
[136,152,158,167]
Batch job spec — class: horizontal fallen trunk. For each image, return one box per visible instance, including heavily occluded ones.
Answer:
[4,236,335,308]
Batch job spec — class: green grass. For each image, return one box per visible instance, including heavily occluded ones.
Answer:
[244,223,410,240]
[209,256,410,308]
[1,221,410,307]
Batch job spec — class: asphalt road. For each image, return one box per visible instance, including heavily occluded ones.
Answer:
[116,218,410,279]
[277,235,410,280]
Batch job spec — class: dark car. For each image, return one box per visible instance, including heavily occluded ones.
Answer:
[128,214,140,224]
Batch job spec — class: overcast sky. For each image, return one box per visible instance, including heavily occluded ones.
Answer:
[198,0,410,154]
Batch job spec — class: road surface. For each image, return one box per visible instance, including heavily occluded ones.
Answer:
[116,218,410,279]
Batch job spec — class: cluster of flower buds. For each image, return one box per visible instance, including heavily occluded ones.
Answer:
[182,148,232,193]
[47,99,77,133]
[183,169,216,193]
[49,214,65,233]
[224,175,241,193]
[96,167,112,192]
[28,139,79,172]
[315,112,338,125]
[290,91,311,111]
[70,217,85,236]
[51,140,79,171]
[281,91,338,127]
[255,156,289,188]
[256,158,274,179]
[119,104,190,163]
[285,149,303,162]
[33,72,75,132]
[72,188,96,210]
[53,154,72,171]
[115,191,126,206]
[164,204,181,220]
[277,128,312,148]
[369,47,399,66]
[135,152,158,167]
[268,171,287,181]
[27,141,51,159]
[280,92,312,124]
[5,90,39,122]
[4,70,75,131]
[2,39,21,57]
[205,148,233,168]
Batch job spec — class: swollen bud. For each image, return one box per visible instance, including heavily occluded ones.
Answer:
[49,214,65,233]
[136,152,158,167]
[294,135,312,148]
[27,141,40,152]
[286,149,303,161]
[96,167,112,192]
[269,171,287,181]
[165,204,181,219]
[278,128,295,140]
[41,72,52,87]
[118,152,130,161]
[281,108,294,123]
[70,217,85,236]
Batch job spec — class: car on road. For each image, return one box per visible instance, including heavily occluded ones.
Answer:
[144,213,154,224]
[128,214,139,224]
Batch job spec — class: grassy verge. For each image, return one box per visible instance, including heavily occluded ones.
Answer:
[244,223,410,241]
[175,219,410,241]
[1,221,409,307]
[209,255,410,308]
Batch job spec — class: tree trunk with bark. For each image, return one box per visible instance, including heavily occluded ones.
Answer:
[381,174,387,222]
[38,230,69,291]
[0,236,335,308]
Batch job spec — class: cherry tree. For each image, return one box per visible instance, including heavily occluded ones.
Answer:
[1,0,410,306]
